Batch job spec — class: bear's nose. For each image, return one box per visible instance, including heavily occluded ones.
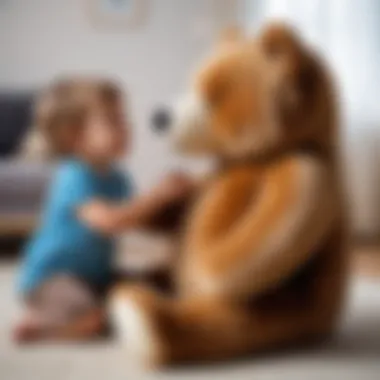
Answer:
[151,107,172,133]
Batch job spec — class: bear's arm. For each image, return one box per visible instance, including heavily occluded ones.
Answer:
[193,154,337,298]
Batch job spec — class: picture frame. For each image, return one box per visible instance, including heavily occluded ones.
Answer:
[87,0,148,30]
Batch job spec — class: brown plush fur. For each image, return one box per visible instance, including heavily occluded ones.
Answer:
[110,23,348,367]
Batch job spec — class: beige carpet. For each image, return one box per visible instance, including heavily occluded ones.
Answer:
[1,260,379,380]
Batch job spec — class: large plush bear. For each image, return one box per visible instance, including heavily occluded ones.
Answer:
[110,23,348,366]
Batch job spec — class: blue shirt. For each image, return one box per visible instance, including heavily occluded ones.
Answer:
[18,159,133,295]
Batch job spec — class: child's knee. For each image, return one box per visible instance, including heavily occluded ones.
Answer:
[34,275,98,325]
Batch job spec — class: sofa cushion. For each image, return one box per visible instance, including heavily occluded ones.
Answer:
[0,93,34,158]
[0,161,53,215]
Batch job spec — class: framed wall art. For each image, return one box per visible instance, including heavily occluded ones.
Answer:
[87,0,148,30]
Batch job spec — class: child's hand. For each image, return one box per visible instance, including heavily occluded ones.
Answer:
[78,200,117,234]
[153,172,195,204]
[79,173,196,234]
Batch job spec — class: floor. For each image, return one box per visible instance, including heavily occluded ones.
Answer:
[0,251,380,380]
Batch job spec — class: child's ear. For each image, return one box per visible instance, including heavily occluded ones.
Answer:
[217,26,244,49]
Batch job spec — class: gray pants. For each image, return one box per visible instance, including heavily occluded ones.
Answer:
[25,275,99,327]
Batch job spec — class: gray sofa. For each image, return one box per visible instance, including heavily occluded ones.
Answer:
[0,92,53,236]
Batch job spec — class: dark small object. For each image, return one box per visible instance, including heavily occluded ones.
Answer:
[0,92,35,157]
[144,193,194,234]
[151,107,172,133]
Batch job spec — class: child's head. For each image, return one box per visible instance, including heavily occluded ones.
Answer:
[36,77,129,165]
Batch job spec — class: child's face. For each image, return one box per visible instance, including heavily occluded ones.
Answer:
[78,99,130,165]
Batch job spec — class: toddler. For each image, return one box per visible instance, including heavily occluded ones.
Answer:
[15,78,193,342]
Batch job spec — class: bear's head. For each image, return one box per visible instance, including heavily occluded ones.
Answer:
[169,23,337,161]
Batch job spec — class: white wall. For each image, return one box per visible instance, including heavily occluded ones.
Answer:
[0,0,237,189]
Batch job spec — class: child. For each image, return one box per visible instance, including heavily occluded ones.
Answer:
[15,78,193,342]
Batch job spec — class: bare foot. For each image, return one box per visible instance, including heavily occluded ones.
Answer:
[13,320,43,343]
[13,310,105,343]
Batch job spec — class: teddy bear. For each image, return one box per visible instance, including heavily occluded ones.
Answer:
[109,23,348,367]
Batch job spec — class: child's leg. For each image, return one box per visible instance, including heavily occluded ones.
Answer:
[14,274,104,343]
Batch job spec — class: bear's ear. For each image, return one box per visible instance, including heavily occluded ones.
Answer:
[217,26,244,49]
[259,22,302,62]
[259,22,307,110]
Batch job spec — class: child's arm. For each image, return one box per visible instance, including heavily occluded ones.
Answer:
[78,172,196,234]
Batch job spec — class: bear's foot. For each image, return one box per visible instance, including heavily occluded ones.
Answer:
[109,286,168,367]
